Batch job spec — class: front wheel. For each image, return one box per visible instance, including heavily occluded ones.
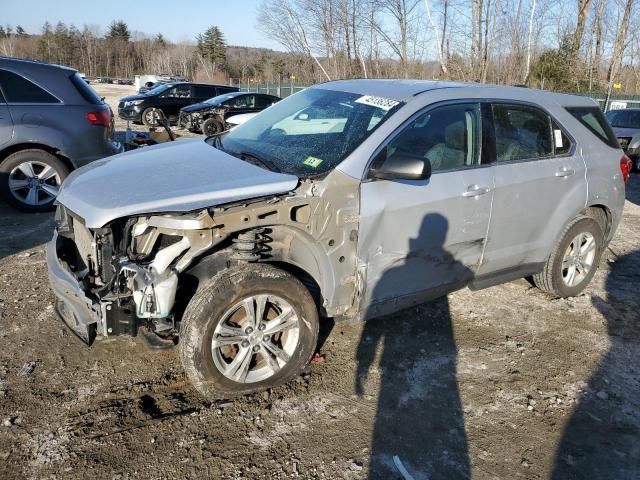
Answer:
[201,117,224,136]
[532,216,604,297]
[179,264,319,399]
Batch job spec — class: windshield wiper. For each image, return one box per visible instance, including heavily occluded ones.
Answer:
[238,152,281,173]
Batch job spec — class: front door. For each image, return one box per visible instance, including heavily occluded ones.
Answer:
[0,100,13,148]
[358,102,494,318]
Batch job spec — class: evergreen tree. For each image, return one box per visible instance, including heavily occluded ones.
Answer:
[196,26,227,66]
[16,25,26,36]
[106,20,130,42]
[154,33,167,48]
[0,26,5,39]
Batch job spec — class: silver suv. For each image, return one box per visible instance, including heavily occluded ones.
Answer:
[47,80,629,399]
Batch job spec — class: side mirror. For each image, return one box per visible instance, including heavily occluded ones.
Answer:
[369,151,432,181]
[297,113,309,121]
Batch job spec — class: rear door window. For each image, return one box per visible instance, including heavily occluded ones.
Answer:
[256,95,277,108]
[0,69,60,103]
[566,106,619,148]
[492,104,553,161]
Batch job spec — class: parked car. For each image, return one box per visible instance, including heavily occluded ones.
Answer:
[605,107,640,170]
[118,83,239,126]
[226,112,258,129]
[178,92,280,135]
[48,79,629,399]
[0,57,122,212]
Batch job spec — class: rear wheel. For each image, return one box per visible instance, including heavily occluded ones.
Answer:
[532,216,603,297]
[179,264,319,399]
[0,149,69,212]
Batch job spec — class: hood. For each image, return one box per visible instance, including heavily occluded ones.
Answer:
[611,126,640,138]
[227,113,258,126]
[120,94,146,103]
[57,138,299,228]
[181,101,223,113]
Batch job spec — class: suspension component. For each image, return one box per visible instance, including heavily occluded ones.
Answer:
[231,229,269,262]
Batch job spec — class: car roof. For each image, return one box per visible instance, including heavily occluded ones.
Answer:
[0,56,76,74]
[313,79,596,107]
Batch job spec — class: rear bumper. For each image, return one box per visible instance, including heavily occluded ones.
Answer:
[46,230,102,344]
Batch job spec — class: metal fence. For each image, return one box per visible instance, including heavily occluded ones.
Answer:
[233,81,640,110]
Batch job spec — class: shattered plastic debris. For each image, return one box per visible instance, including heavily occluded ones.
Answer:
[18,362,36,377]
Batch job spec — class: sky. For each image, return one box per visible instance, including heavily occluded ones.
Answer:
[3,0,281,49]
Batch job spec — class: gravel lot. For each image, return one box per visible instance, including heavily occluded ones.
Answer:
[0,87,639,479]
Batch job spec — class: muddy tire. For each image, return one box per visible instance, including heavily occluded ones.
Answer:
[532,215,604,298]
[179,264,319,399]
[0,149,69,212]
[202,117,224,136]
[142,107,162,127]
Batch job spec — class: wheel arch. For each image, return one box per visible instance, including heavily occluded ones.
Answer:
[581,204,612,240]
[0,142,75,172]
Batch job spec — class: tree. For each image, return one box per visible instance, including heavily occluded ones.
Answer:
[16,25,26,36]
[196,26,227,69]
[106,20,130,42]
[154,33,167,48]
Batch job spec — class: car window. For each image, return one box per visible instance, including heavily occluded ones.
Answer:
[228,95,255,109]
[605,109,640,129]
[217,87,237,95]
[162,84,191,98]
[552,120,572,155]
[70,72,103,105]
[385,103,482,172]
[193,86,213,98]
[492,104,553,162]
[0,69,60,103]
[566,106,619,148]
[256,95,277,109]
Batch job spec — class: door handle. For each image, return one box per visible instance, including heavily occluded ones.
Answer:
[555,168,575,177]
[462,185,491,198]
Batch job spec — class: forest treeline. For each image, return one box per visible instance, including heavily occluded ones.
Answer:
[1,0,639,94]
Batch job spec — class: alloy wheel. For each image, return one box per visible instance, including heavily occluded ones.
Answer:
[8,160,61,206]
[561,232,597,287]
[211,294,300,384]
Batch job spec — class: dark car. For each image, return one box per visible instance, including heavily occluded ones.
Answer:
[118,83,239,126]
[0,57,121,212]
[178,92,280,135]
[605,108,640,170]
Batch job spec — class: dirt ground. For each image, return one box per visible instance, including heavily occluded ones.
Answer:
[1,89,639,478]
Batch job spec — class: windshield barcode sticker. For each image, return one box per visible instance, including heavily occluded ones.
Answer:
[355,95,400,111]
[554,129,563,148]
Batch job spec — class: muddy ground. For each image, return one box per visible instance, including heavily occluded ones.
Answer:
[1,87,639,479]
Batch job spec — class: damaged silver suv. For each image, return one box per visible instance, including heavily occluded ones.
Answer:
[47,80,628,398]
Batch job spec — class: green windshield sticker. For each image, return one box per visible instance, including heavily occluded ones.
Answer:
[303,156,324,168]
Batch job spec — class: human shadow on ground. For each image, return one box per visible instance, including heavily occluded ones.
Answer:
[355,213,471,479]
[551,248,640,479]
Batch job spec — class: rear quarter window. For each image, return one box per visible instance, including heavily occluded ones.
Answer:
[0,69,60,103]
[70,73,103,105]
[565,106,619,149]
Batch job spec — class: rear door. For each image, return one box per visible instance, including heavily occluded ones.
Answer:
[159,84,192,117]
[477,102,586,277]
[0,83,14,148]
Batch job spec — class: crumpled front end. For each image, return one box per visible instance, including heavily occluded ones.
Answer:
[178,111,202,131]
[47,205,216,345]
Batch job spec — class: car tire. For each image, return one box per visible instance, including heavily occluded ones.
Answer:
[532,215,604,298]
[142,107,162,127]
[179,263,319,399]
[202,117,224,136]
[0,149,69,212]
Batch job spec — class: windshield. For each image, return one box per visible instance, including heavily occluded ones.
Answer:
[144,83,173,96]
[212,88,402,177]
[605,109,640,129]
[205,93,238,105]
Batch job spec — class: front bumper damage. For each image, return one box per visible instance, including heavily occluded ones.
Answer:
[47,206,215,345]
[178,111,201,130]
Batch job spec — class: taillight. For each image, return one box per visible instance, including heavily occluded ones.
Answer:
[620,154,633,183]
[86,110,111,127]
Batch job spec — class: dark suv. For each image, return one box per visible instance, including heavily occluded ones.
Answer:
[118,83,239,126]
[0,57,122,212]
